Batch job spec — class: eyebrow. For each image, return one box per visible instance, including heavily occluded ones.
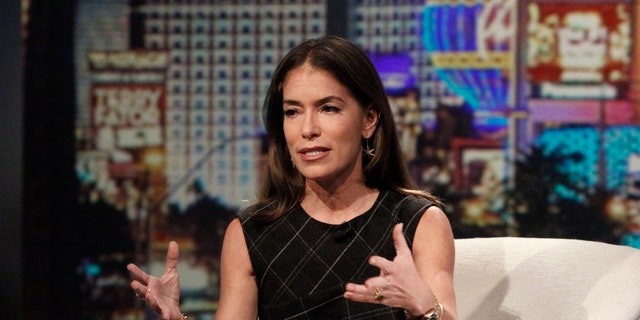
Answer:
[283,95,347,107]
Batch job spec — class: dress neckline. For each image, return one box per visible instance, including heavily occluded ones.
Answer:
[296,190,385,227]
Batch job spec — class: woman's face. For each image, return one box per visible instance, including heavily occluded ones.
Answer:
[281,62,378,186]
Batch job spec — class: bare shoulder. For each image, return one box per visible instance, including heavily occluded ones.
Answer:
[421,205,452,231]
[413,205,455,258]
[222,218,250,261]
[224,218,244,239]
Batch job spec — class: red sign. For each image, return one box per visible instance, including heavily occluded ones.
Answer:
[526,2,631,99]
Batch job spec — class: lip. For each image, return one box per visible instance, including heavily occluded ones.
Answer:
[298,146,331,161]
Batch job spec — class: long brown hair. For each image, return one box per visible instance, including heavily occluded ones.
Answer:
[254,35,440,221]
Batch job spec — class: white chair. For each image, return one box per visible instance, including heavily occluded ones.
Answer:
[454,237,640,320]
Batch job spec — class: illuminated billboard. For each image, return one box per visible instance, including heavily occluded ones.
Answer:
[423,0,517,110]
[526,2,632,100]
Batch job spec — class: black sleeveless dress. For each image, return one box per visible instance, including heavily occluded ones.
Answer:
[240,190,435,320]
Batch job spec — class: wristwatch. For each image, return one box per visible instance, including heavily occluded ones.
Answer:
[405,301,444,320]
[422,304,441,320]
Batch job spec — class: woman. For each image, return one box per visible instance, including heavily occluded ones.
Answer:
[128,35,457,320]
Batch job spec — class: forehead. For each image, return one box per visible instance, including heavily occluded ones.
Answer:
[282,63,349,97]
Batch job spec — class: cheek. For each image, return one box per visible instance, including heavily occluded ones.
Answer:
[336,127,365,153]
[282,122,297,151]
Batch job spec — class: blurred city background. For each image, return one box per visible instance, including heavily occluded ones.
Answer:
[13,0,640,319]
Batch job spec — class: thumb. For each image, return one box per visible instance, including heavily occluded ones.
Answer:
[392,223,411,256]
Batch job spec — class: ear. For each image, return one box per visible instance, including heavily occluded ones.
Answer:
[362,105,379,139]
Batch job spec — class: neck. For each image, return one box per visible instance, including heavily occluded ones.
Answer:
[301,179,379,224]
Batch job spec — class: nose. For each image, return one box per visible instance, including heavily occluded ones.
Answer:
[301,112,320,140]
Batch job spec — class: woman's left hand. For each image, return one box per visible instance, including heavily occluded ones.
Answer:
[343,223,434,313]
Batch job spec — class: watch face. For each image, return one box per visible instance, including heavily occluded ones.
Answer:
[424,309,438,320]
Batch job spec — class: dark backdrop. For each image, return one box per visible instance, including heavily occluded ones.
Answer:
[0,1,24,319]
[21,0,78,318]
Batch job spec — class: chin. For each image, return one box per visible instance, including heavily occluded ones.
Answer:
[298,167,330,179]
[300,171,328,181]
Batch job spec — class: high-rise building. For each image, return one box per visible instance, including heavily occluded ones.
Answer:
[131,0,326,207]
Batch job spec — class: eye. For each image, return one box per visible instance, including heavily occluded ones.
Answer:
[321,105,341,113]
[283,108,299,118]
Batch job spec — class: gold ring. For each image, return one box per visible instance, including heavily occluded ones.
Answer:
[373,287,383,300]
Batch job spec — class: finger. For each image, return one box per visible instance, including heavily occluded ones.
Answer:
[368,255,393,275]
[130,281,149,298]
[345,283,367,295]
[127,263,150,284]
[164,241,180,273]
[344,283,380,303]
[368,224,408,274]
[392,223,410,256]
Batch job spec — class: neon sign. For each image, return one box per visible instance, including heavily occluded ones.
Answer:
[422,0,516,110]
[368,52,416,95]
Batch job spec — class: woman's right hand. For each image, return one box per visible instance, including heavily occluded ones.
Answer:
[127,240,185,320]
